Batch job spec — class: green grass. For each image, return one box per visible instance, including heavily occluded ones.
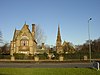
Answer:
[0,68,100,75]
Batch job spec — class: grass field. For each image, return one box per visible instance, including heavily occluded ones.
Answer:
[0,68,100,75]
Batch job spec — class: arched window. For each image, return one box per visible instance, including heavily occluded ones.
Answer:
[20,36,29,46]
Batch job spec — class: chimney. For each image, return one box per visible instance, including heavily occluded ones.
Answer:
[32,24,35,37]
[32,24,35,32]
[42,43,45,49]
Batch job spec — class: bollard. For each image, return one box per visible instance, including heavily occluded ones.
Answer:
[97,62,99,71]
[11,56,15,61]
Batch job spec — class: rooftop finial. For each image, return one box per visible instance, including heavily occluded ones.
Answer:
[25,21,26,25]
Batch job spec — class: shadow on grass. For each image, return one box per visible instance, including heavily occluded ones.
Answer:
[88,67,100,71]
[0,73,9,75]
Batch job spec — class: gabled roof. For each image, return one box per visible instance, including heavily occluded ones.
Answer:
[13,29,20,41]
[12,23,37,44]
[19,24,33,38]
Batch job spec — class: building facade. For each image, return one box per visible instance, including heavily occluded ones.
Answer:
[10,23,64,56]
[10,23,37,55]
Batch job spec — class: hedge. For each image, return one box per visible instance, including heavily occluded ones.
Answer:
[0,54,11,59]
[36,53,48,60]
[64,52,100,60]
[13,53,34,60]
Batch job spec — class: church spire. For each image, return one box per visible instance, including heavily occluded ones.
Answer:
[57,25,61,42]
[56,25,62,53]
[25,21,26,25]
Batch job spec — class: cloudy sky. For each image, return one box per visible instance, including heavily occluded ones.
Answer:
[0,0,100,45]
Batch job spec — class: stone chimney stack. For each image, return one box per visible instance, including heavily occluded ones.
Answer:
[42,43,45,50]
[32,24,35,32]
[32,24,35,37]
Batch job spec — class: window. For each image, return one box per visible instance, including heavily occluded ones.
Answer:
[21,40,28,46]
[20,36,29,46]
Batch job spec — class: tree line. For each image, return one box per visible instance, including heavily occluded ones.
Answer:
[76,38,100,53]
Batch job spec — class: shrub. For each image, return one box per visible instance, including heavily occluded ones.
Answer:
[64,51,100,60]
[0,54,11,59]
[91,52,100,59]
[52,51,59,59]
[14,53,25,59]
[36,53,48,60]
[64,52,88,60]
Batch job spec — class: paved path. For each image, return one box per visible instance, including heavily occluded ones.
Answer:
[0,63,93,68]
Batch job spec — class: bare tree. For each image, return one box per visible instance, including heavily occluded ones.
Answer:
[0,30,3,53]
[35,25,46,45]
[1,43,10,54]
[0,30,3,44]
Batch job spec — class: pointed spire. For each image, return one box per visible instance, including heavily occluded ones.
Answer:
[57,24,61,42]
[58,24,60,36]
[56,24,62,53]
[25,21,26,25]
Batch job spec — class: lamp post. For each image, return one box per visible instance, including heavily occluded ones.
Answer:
[88,18,92,62]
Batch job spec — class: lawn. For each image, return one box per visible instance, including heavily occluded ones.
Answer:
[0,68,100,75]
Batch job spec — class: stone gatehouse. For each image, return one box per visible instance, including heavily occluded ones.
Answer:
[10,23,37,55]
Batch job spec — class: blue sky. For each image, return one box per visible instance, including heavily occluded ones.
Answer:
[0,0,100,45]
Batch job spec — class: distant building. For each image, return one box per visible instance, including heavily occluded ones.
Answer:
[62,41,75,53]
[10,23,37,55]
[56,25,63,53]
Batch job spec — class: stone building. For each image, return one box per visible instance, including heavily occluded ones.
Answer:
[56,25,63,53]
[10,23,37,55]
[10,23,64,56]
